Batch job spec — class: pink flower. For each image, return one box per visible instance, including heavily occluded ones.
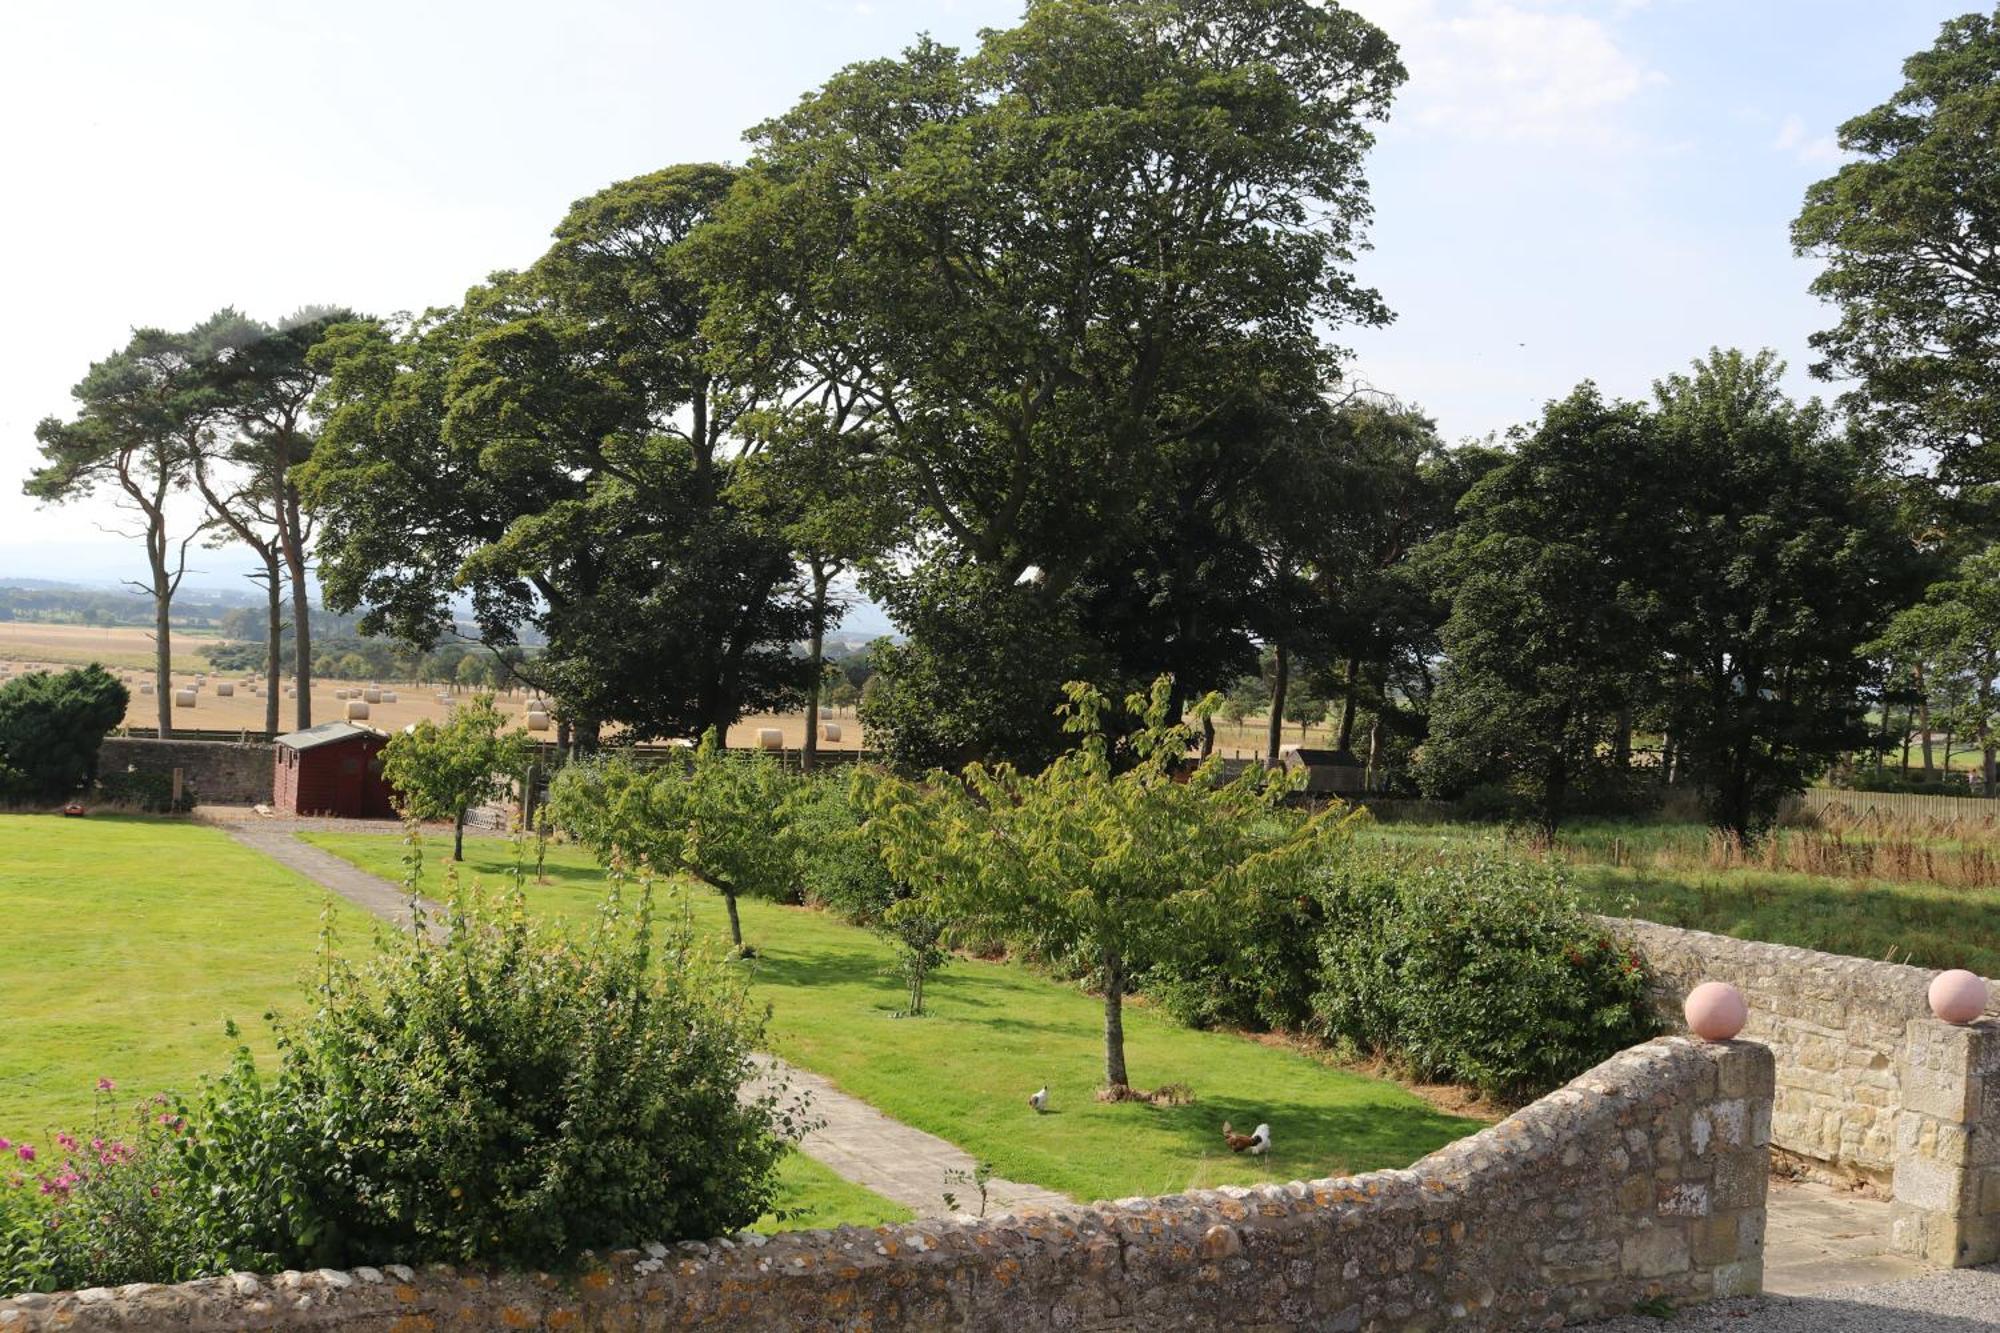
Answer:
[90,1138,104,1151]
[95,1078,115,1093]
[0,1138,9,1152]
[55,1133,77,1152]
[16,1145,34,1163]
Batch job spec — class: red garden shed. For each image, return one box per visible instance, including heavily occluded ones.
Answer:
[272,721,397,819]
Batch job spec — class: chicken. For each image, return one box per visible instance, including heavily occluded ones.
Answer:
[1248,1123,1271,1156]
[1028,1086,1049,1113]
[1221,1121,1256,1153]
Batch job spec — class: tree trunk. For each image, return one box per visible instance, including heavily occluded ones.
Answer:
[1200,713,1215,758]
[453,808,466,862]
[1264,643,1289,769]
[262,562,282,738]
[1102,950,1129,1090]
[1918,664,1935,775]
[724,887,744,949]
[803,566,829,776]
[283,538,312,730]
[152,574,173,739]
[1334,656,1359,751]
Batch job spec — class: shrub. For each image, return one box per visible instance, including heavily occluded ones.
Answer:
[1310,846,1658,1101]
[1139,879,1326,1034]
[0,1086,212,1295]
[0,665,129,804]
[784,772,948,1015]
[175,852,794,1273]
[94,768,194,813]
[380,693,533,859]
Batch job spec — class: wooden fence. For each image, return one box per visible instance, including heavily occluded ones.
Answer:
[1796,786,1998,826]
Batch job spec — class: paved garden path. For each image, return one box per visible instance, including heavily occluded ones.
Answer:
[211,817,1073,1221]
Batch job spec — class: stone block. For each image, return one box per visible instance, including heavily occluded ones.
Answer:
[1621,1227,1691,1279]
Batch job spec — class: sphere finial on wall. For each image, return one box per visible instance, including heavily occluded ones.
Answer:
[1929,969,1990,1025]
[1684,981,1747,1041]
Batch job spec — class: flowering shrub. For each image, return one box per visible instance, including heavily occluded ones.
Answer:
[0,1085,213,1295]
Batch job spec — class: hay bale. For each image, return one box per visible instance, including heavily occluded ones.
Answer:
[757,728,783,751]
[346,700,371,721]
[286,688,296,698]
[139,682,155,695]
[363,688,383,704]
[821,722,843,743]
[382,690,398,703]
[174,689,196,708]
[216,682,235,697]
[526,710,551,732]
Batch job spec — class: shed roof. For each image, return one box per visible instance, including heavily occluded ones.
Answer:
[275,721,383,752]
[1288,748,1363,768]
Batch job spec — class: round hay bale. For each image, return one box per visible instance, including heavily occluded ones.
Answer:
[821,722,843,743]
[174,689,197,708]
[757,728,783,751]
[216,682,235,697]
[346,700,371,721]
[526,710,551,732]
[382,690,398,703]
[286,688,296,698]
[363,688,383,704]
[435,692,452,704]
[139,682,155,695]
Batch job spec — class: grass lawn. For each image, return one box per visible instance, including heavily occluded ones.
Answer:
[0,814,353,1142]
[1362,820,2000,976]
[305,832,1485,1207]
[759,1154,912,1234]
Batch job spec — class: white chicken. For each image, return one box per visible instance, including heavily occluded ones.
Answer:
[1028,1086,1049,1113]
[1248,1123,1271,1156]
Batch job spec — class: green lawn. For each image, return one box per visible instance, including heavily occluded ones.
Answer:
[1362,820,2000,976]
[0,815,352,1142]
[304,832,1484,1206]
[758,1154,912,1234]
[0,815,902,1234]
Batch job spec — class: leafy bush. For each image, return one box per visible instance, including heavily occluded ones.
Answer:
[1,1086,211,1295]
[174,852,793,1273]
[1139,879,1326,1034]
[1310,846,1658,1101]
[380,693,533,859]
[0,665,129,803]
[784,772,948,1014]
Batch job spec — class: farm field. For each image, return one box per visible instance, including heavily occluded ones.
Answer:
[1361,818,2000,977]
[0,813,904,1235]
[305,831,1486,1206]
[0,621,216,673]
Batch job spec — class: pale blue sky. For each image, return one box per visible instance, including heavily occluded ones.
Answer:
[0,0,1969,589]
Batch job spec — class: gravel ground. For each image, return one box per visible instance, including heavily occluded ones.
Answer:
[1591,1266,2000,1331]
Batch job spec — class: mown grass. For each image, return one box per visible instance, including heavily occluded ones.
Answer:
[0,815,356,1142]
[305,832,1485,1207]
[0,815,902,1233]
[1360,819,2000,976]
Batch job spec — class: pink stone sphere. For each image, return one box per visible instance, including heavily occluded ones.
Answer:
[1684,982,1748,1042]
[1929,969,1990,1025]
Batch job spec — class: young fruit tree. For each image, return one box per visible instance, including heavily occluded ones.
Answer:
[866,676,1349,1095]
[380,694,534,860]
[548,730,795,952]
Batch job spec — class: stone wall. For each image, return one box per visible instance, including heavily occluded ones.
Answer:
[0,1037,1771,1332]
[97,737,274,806]
[1611,917,2000,1267]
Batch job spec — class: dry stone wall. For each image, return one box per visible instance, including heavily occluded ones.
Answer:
[0,1037,1771,1333]
[97,737,274,806]
[1610,917,2000,1267]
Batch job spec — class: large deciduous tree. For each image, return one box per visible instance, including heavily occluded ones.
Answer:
[698,0,1405,767]
[1793,7,2000,503]
[1417,385,1665,836]
[1649,350,1915,841]
[1873,544,2000,795]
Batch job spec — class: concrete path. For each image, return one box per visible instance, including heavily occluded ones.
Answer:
[213,820,1072,1221]
[1761,1177,1924,1297]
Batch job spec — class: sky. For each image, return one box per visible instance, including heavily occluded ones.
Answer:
[0,0,1971,601]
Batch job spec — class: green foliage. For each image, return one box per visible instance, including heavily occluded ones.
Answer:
[95,768,195,813]
[548,732,798,949]
[1310,847,1658,1101]
[0,665,129,803]
[1872,544,2000,793]
[783,773,948,1015]
[176,860,790,1273]
[379,693,533,858]
[865,675,1351,1090]
[0,1092,212,1294]
[1140,875,1326,1035]
[1792,7,2000,493]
